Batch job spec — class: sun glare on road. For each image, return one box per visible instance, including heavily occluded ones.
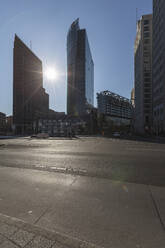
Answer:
[44,67,59,81]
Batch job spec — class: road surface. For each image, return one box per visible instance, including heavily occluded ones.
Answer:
[0,137,165,247]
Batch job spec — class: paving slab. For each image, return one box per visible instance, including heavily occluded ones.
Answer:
[0,165,165,247]
[0,240,18,248]
[11,230,34,247]
[0,213,101,248]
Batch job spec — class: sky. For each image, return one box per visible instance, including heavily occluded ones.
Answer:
[0,0,152,116]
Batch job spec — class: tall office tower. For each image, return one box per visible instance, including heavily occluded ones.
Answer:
[153,1,165,135]
[67,19,94,116]
[13,35,49,134]
[134,14,153,134]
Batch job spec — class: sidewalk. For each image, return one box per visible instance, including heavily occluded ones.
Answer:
[0,213,100,248]
[0,166,165,247]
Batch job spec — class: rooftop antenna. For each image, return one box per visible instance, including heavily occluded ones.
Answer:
[30,40,32,50]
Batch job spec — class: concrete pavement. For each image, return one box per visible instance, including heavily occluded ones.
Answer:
[0,213,100,248]
[0,167,165,247]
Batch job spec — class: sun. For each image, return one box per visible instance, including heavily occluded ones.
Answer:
[45,67,58,81]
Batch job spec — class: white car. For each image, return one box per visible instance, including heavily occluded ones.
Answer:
[113,132,120,137]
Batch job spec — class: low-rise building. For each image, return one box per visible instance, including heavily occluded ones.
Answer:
[36,116,86,137]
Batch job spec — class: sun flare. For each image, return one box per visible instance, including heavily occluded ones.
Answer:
[45,67,58,81]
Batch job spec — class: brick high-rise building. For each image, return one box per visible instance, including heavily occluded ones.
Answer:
[67,19,94,116]
[153,0,165,135]
[13,35,49,134]
[134,14,153,134]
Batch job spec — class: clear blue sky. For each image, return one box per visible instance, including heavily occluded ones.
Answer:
[0,0,152,115]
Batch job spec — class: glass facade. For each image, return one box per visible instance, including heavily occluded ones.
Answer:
[67,19,94,116]
[67,19,80,116]
[85,35,94,106]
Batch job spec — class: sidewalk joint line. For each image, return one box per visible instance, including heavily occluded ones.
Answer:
[0,231,22,248]
[148,185,165,232]
[33,206,50,225]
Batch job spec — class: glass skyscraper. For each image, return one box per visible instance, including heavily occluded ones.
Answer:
[67,19,94,116]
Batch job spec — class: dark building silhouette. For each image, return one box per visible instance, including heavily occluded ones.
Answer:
[67,19,94,116]
[153,0,165,135]
[13,35,49,134]
[0,112,6,134]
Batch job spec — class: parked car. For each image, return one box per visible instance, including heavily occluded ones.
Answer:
[112,132,120,137]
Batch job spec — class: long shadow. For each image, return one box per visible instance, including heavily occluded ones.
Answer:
[0,135,29,140]
[104,135,165,144]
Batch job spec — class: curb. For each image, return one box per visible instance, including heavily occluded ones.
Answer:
[0,213,103,248]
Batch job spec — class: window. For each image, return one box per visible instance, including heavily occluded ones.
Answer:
[144,52,149,57]
[144,39,150,44]
[144,104,150,109]
[144,99,151,103]
[144,88,151,93]
[145,116,149,123]
[144,20,149,25]
[144,73,151,77]
[144,32,150,38]
[144,78,151,82]
[144,26,149,32]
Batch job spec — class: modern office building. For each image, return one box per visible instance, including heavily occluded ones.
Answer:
[153,0,165,135]
[67,19,94,116]
[97,91,133,122]
[13,35,49,134]
[134,14,153,134]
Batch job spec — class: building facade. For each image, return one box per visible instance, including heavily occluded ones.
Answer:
[67,19,94,116]
[134,14,153,134]
[97,91,133,125]
[6,116,13,133]
[13,35,49,134]
[0,112,6,134]
[131,88,135,107]
[153,0,165,135]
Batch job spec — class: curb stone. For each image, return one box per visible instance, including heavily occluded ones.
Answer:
[0,213,103,248]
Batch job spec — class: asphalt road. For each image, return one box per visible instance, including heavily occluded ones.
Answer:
[0,137,165,247]
[0,136,165,186]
